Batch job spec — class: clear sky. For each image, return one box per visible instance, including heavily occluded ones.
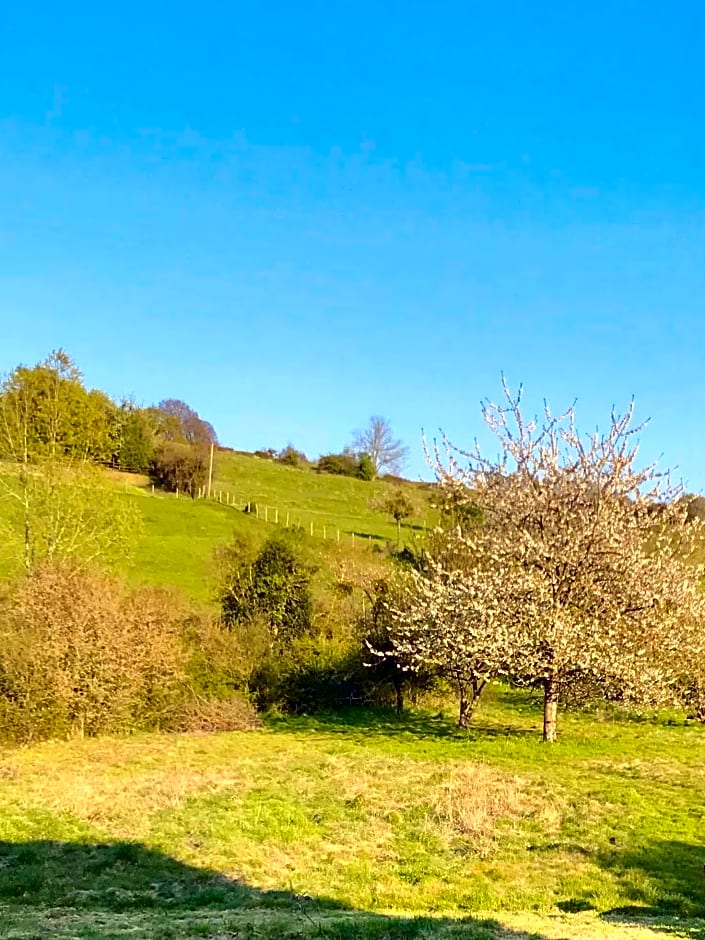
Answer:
[1,2,704,486]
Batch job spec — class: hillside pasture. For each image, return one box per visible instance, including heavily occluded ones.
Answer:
[0,452,431,602]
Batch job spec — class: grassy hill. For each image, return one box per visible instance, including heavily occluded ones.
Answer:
[1,688,703,938]
[1,452,432,602]
[122,452,430,602]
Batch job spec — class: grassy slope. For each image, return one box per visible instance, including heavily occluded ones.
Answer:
[125,452,429,601]
[0,453,428,602]
[1,689,704,938]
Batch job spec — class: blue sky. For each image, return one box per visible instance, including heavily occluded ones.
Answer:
[1,2,704,485]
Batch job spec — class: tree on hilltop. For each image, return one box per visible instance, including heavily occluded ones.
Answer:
[156,399,217,446]
[351,416,408,477]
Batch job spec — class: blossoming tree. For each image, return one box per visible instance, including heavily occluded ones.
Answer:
[388,382,705,741]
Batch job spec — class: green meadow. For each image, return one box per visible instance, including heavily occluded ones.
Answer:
[1,689,704,938]
[118,451,430,601]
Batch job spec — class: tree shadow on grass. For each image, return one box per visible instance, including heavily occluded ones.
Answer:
[269,707,537,744]
[0,839,540,939]
[347,530,387,543]
[594,839,705,935]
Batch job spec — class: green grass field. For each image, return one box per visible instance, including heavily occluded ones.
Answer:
[122,451,431,601]
[1,688,704,939]
[1,452,431,602]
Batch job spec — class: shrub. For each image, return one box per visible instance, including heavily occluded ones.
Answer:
[357,453,375,481]
[151,441,208,496]
[275,445,308,468]
[316,451,374,480]
[219,531,315,643]
[172,694,260,733]
[0,564,189,742]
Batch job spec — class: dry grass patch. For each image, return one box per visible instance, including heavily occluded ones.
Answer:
[429,763,532,854]
[323,753,559,859]
[173,696,261,734]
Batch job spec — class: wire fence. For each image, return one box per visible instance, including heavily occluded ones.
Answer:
[155,483,404,548]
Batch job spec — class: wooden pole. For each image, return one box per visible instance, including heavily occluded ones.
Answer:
[207,443,214,499]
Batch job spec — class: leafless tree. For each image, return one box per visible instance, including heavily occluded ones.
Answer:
[352,416,409,476]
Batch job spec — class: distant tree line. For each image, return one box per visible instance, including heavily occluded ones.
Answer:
[0,350,218,497]
[253,416,410,482]
[0,351,410,492]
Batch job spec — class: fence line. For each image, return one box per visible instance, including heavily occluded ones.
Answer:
[162,483,415,548]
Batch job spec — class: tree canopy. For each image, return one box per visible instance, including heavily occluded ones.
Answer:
[385,382,705,741]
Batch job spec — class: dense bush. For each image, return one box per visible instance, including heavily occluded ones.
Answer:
[217,531,399,713]
[275,444,308,468]
[0,564,188,742]
[172,695,260,733]
[151,441,209,496]
[249,639,368,713]
[0,563,263,744]
[217,535,438,715]
[357,453,375,481]
[316,451,374,480]
[219,531,315,642]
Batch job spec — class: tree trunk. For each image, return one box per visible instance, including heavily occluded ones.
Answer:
[457,677,488,728]
[458,692,470,728]
[395,683,404,716]
[543,675,559,743]
[396,519,401,548]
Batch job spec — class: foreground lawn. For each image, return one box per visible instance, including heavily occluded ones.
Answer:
[1,690,704,938]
